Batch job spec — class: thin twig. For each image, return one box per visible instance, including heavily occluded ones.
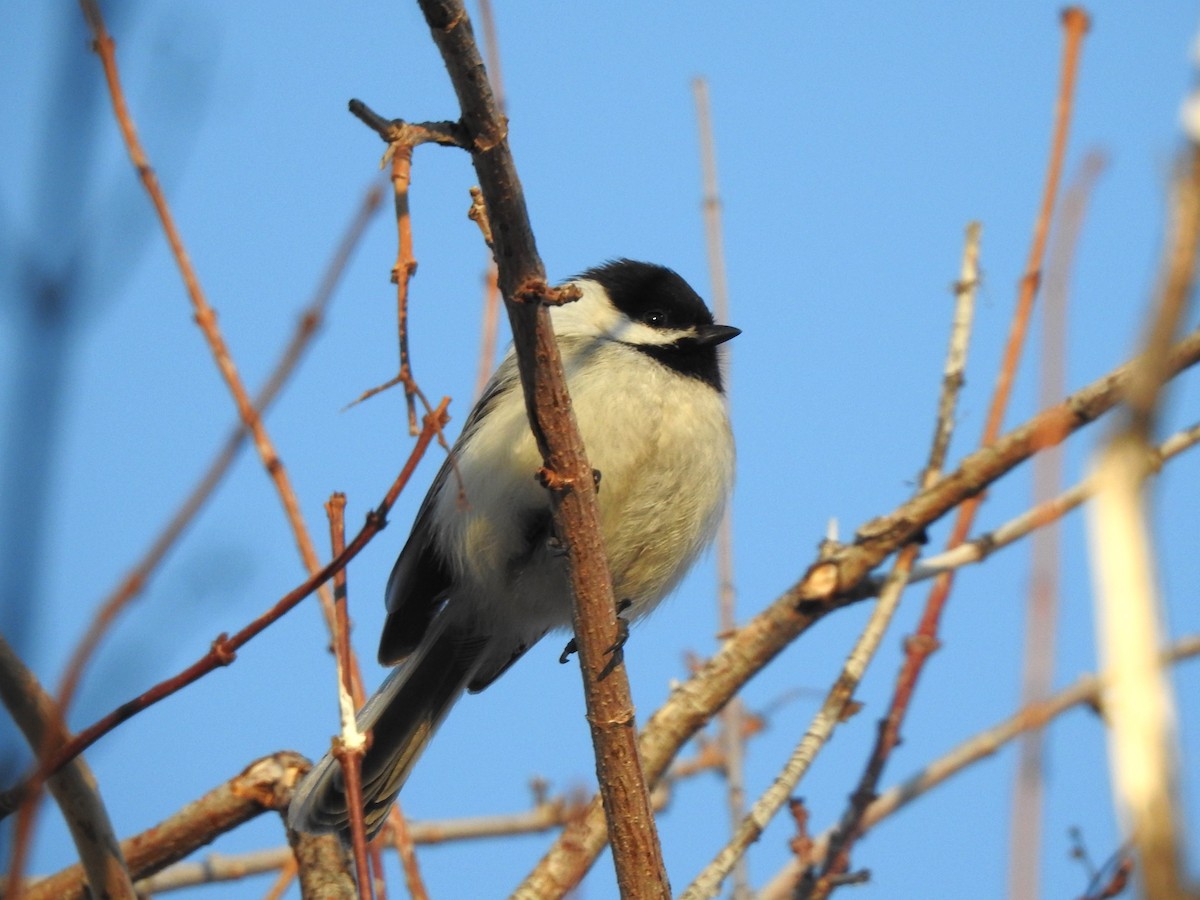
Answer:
[390,144,420,434]
[468,186,502,400]
[800,12,1090,896]
[472,0,505,402]
[77,0,342,642]
[678,544,921,900]
[1010,150,1105,900]
[55,179,384,717]
[387,805,429,900]
[691,73,749,900]
[325,495,373,900]
[0,401,448,801]
[404,2,671,895]
[757,635,1200,900]
[905,419,1200,586]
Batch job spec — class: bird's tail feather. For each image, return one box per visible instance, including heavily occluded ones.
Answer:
[288,616,483,837]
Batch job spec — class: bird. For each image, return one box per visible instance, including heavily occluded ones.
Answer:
[288,258,738,837]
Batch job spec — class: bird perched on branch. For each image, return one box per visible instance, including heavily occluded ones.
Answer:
[289,259,738,837]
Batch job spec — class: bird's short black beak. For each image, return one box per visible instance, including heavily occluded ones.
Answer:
[694,324,741,347]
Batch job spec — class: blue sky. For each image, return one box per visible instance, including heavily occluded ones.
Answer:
[2,2,1198,897]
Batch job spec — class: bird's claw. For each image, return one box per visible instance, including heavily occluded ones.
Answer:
[558,637,577,664]
[598,600,632,680]
[559,600,632,677]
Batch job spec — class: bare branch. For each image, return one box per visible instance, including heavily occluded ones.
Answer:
[27,752,310,900]
[691,73,749,900]
[802,14,1092,894]
[55,179,384,717]
[1011,149,1106,898]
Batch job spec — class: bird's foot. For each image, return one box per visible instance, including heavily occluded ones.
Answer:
[558,599,632,677]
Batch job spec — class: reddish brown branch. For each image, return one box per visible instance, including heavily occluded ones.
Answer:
[325,495,374,900]
[55,180,383,717]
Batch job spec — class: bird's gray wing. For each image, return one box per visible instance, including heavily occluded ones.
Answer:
[377,355,521,665]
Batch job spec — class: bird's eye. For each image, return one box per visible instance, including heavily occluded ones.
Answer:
[643,309,667,327]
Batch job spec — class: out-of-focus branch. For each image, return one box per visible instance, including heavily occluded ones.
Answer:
[0,636,134,900]
[1011,149,1105,900]
[26,752,311,900]
[515,319,1200,897]
[1086,141,1200,900]
[471,0,505,401]
[691,73,749,900]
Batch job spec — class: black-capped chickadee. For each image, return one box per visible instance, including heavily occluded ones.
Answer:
[288,259,738,836]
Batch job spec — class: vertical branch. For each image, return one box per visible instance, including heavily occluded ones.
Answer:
[387,806,430,900]
[691,74,748,900]
[472,0,505,401]
[803,10,1090,897]
[390,146,421,435]
[1009,151,1105,900]
[412,2,670,895]
[325,495,374,900]
[1087,143,1200,900]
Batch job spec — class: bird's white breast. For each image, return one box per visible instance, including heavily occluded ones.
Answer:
[433,337,733,637]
